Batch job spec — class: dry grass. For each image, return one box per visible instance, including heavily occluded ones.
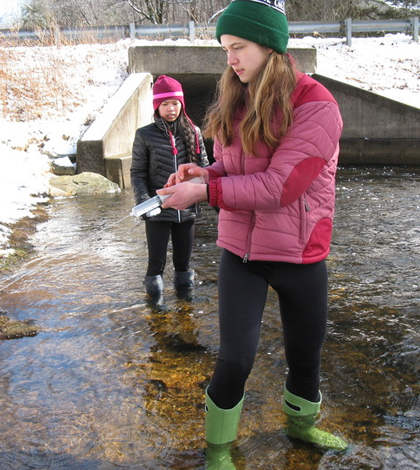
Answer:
[0,34,129,122]
[0,47,76,121]
[0,25,115,48]
[0,26,74,120]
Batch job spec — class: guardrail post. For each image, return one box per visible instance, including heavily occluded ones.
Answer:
[345,18,352,47]
[189,21,195,44]
[130,23,135,40]
[411,17,419,42]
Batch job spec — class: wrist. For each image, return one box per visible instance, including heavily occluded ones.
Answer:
[198,183,208,202]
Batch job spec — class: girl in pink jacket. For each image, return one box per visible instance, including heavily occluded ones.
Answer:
[158,0,348,466]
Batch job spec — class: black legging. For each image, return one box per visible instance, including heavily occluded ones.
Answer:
[207,249,328,409]
[145,219,195,276]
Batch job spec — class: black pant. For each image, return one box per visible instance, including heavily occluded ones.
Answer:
[208,249,328,409]
[145,219,195,276]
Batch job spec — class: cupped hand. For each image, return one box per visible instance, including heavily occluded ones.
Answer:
[164,163,209,187]
[158,180,208,210]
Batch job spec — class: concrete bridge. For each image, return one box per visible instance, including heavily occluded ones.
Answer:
[77,45,420,188]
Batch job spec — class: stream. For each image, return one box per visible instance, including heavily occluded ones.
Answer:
[0,166,419,470]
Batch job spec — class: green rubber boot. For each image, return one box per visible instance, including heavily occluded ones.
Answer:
[205,388,244,470]
[283,386,348,451]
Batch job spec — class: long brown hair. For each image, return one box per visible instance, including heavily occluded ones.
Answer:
[203,52,297,156]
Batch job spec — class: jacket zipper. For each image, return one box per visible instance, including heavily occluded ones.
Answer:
[301,195,310,242]
[168,129,181,223]
[243,213,256,263]
[241,150,250,262]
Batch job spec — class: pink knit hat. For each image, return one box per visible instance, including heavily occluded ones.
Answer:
[152,75,185,114]
[152,75,200,155]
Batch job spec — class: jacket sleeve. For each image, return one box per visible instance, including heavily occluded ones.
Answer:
[130,128,151,205]
[207,137,227,179]
[215,100,343,211]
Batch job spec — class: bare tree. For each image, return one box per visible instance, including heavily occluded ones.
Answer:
[22,0,53,28]
[286,0,362,21]
[21,0,414,30]
[119,0,230,24]
[168,0,230,23]
[116,0,168,23]
[22,0,134,28]
[388,0,420,6]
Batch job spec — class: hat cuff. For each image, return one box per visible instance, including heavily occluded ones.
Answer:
[153,91,184,100]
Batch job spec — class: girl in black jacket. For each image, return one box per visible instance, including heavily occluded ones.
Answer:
[131,75,208,301]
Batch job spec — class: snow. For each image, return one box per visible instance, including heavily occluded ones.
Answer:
[0,34,419,257]
[291,34,420,106]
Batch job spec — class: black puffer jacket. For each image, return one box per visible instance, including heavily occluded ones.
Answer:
[131,117,209,223]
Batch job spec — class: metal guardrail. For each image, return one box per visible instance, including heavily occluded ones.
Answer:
[341,18,419,45]
[130,19,420,47]
[0,18,418,46]
[0,25,130,42]
[287,18,419,46]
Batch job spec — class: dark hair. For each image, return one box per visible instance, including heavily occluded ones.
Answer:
[178,113,200,164]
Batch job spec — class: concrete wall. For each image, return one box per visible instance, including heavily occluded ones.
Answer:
[127,45,316,134]
[77,46,316,189]
[128,45,317,75]
[76,46,420,190]
[314,74,420,164]
[77,73,153,188]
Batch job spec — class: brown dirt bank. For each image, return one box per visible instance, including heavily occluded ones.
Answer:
[0,204,49,340]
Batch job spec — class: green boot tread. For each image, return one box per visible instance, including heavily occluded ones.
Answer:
[283,386,348,451]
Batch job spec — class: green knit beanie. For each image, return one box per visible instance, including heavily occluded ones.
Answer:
[216,0,289,54]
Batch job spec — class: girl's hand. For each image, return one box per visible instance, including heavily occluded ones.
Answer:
[165,163,209,187]
[158,180,208,210]
[165,172,178,187]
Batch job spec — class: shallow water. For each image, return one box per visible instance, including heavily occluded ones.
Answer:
[0,166,419,470]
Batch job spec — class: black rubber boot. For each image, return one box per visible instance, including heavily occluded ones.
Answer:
[144,275,164,306]
[174,269,194,300]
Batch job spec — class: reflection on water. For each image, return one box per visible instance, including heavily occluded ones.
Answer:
[0,166,419,470]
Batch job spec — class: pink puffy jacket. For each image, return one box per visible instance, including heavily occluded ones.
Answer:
[207,71,343,264]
